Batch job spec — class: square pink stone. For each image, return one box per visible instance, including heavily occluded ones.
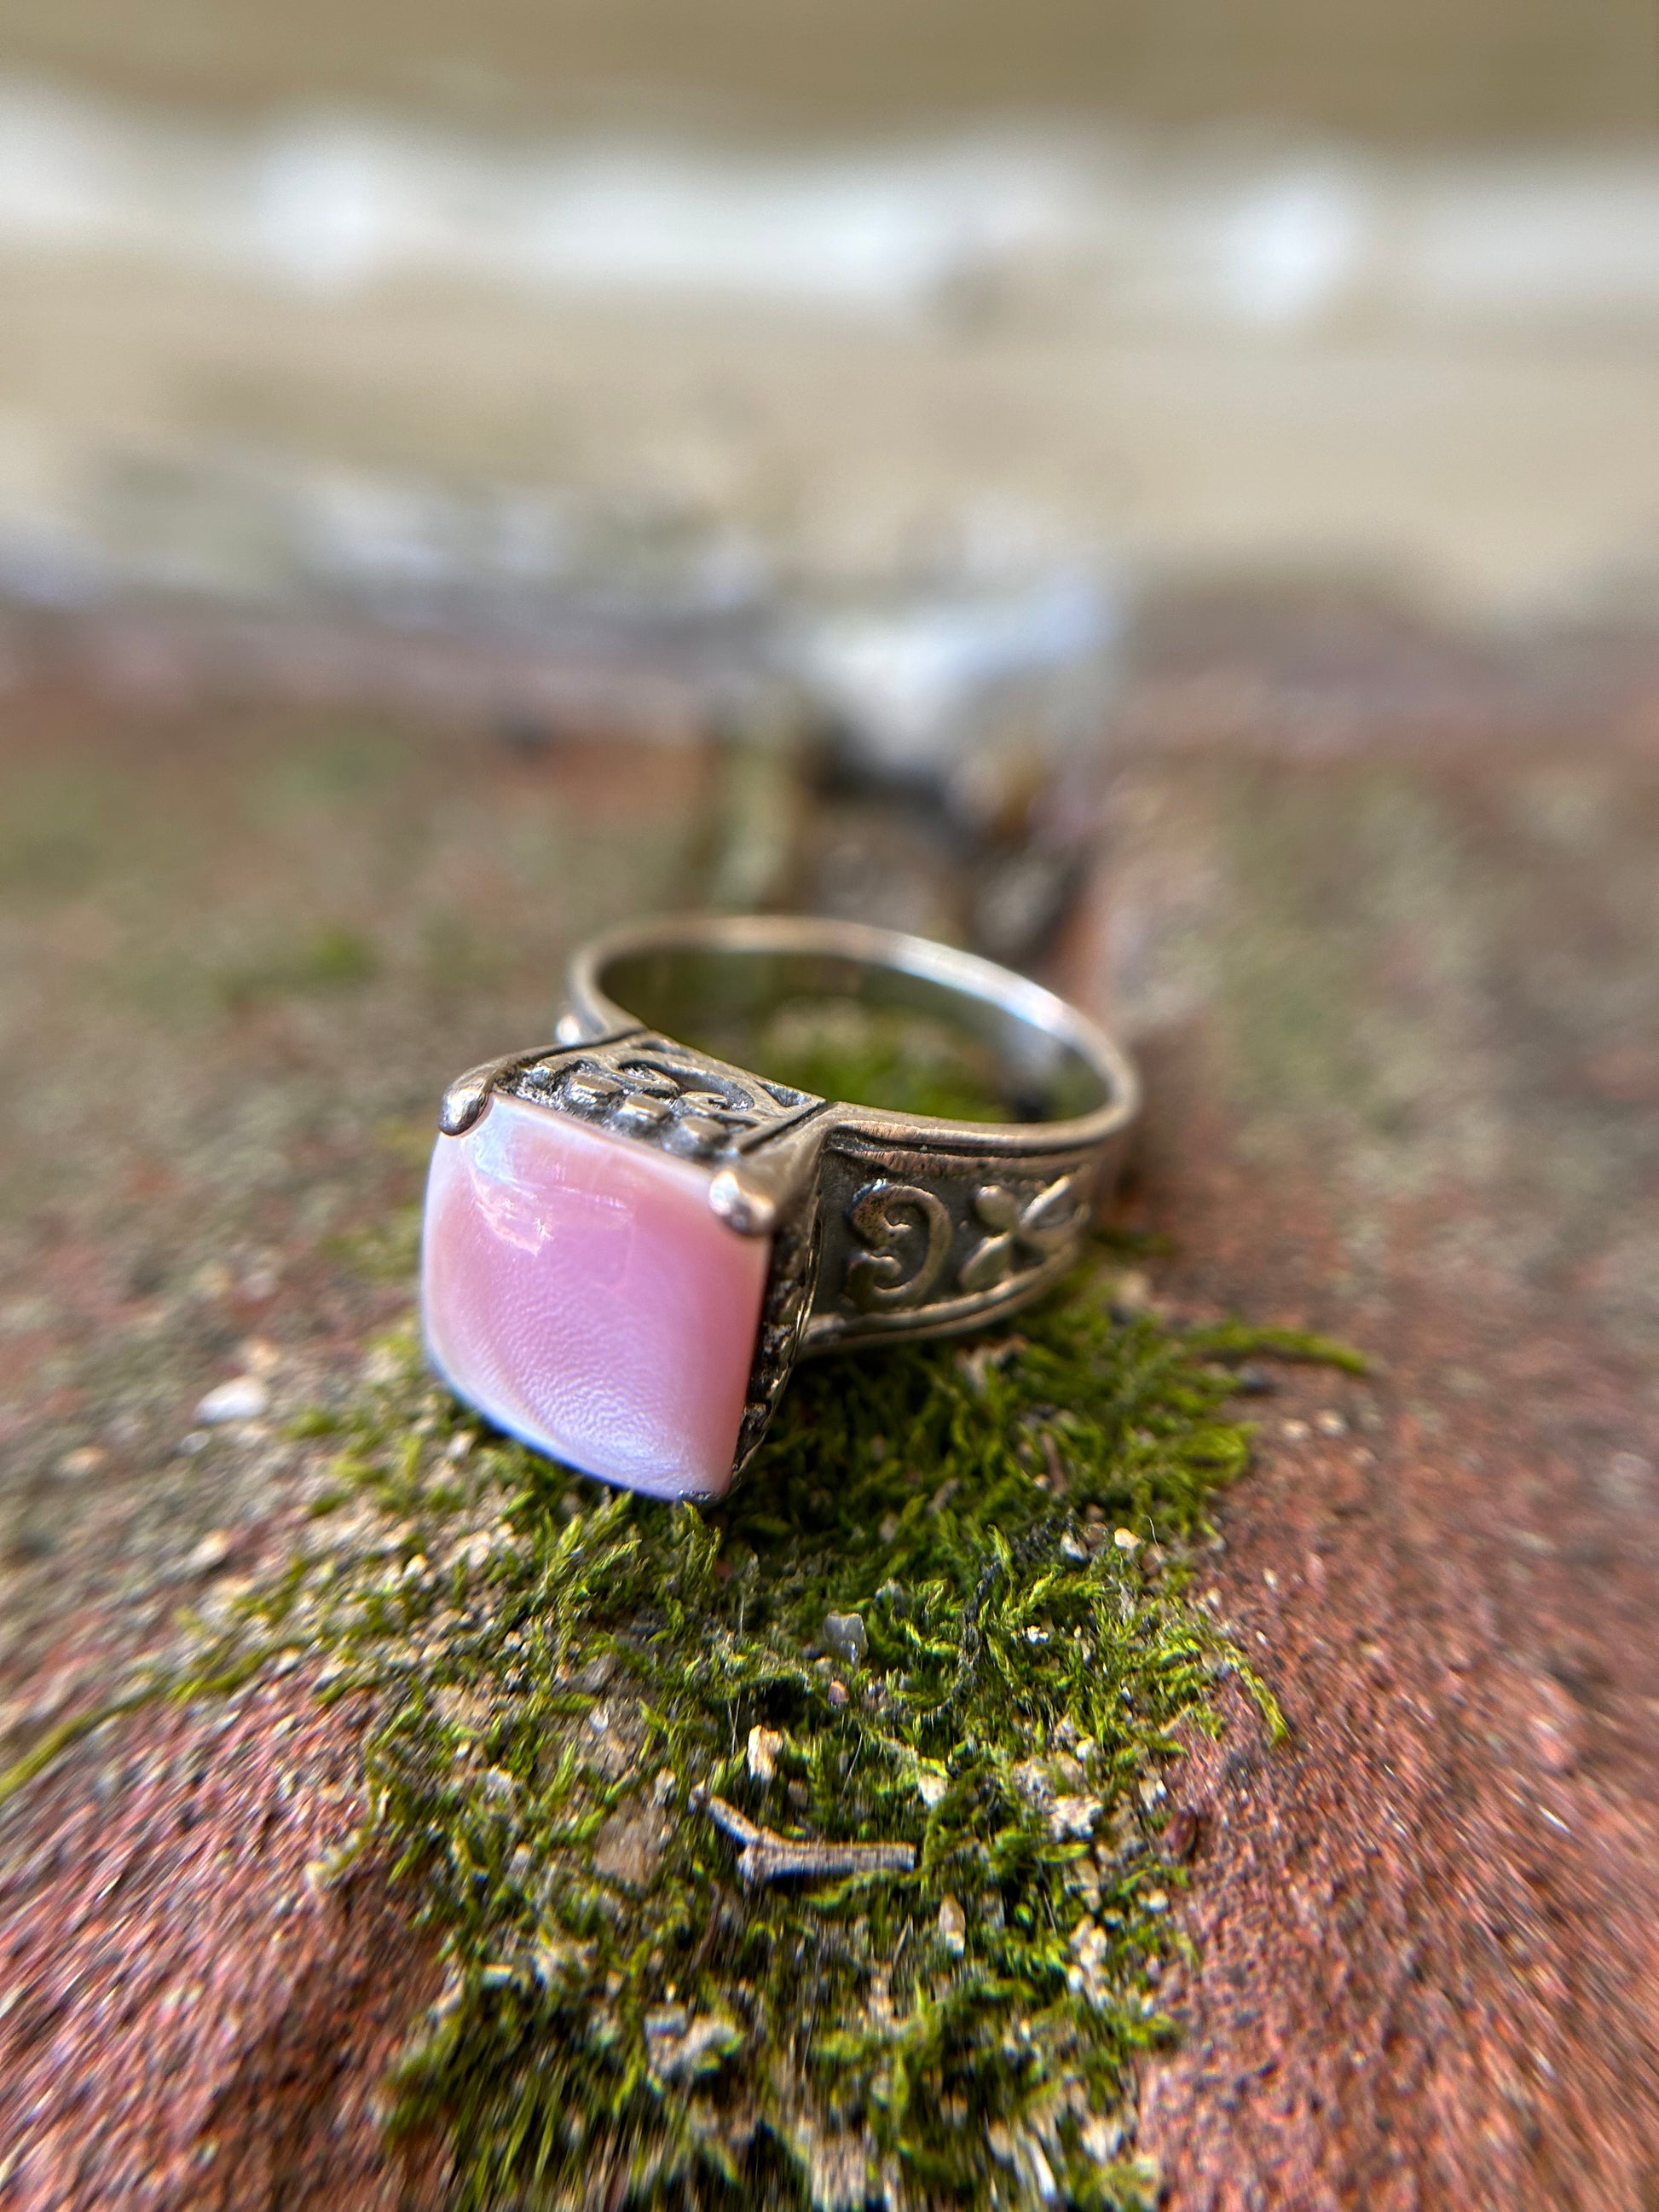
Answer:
[422,1091,771,1499]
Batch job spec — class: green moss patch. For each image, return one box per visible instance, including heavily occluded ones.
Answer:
[734,1001,1014,1122]
[164,1276,1356,2212]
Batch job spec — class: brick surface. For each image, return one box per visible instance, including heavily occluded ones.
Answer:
[4,607,1659,2204]
[1061,650,1659,2208]
[0,696,712,2209]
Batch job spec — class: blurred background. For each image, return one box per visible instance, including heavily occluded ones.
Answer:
[2,0,1658,746]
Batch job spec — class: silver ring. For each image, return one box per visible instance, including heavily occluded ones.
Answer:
[422,914,1138,1500]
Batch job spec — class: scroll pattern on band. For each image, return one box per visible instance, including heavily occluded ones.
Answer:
[843,1171,1086,1313]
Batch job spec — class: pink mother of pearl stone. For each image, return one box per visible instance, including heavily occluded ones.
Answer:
[422,1090,772,1499]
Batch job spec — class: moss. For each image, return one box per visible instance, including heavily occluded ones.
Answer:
[735,1001,1014,1123]
[142,1263,1356,2212]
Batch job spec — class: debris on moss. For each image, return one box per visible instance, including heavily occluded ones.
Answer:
[121,1263,1354,2212]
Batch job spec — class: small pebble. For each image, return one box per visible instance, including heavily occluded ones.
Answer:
[827,1679,849,1710]
[194,1376,268,1424]
[937,1895,967,1955]
[1234,1363,1275,1395]
[1113,1528,1142,1552]
[176,1430,211,1458]
[1048,1794,1102,1839]
[56,1446,107,1479]
[1163,1805,1204,1862]
[916,1771,948,1807]
[188,1529,234,1574]
[747,1724,783,1782]
[1280,1418,1310,1442]
[1315,1409,1349,1437]
[822,1611,868,1666]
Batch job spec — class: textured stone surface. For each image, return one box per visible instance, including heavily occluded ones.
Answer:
[0,694,714,2209]
[424,1093,769,1497]
[3,596,1659,2205]
[0,1680,448,2210]
[1057,690,1659,2209]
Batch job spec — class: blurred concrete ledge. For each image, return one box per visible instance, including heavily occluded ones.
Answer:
[4,82,1659,628]
[3,572,1656,764]
[5,81,1659,338]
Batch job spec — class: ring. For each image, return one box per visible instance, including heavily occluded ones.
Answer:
[421,915,1138,1500]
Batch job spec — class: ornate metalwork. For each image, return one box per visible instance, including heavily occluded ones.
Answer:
[801,1143,1108,1354]
[845,1181,955,1312]
[732,1200,821,1475]
[959,1175,1085,1293]
[497,1034,816,1164]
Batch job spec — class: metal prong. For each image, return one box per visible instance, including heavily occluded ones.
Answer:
[439,1071,495,1136]
[708,1166,778,1238]
[438,1052,535,1137]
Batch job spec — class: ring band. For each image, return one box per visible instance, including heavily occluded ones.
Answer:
[422,915,1138,1500]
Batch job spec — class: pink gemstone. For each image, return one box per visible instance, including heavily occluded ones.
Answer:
[422,1091,771,1499]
